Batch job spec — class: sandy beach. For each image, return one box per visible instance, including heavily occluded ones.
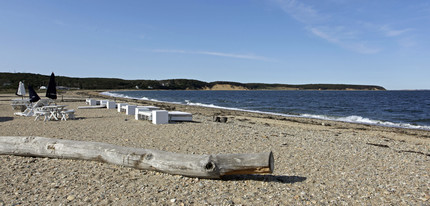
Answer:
[0,90,429,205]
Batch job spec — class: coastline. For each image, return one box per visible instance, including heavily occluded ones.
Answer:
[1,90,429,205]
[99,90,430,132]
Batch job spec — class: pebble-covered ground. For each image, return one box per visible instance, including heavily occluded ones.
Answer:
[0,92,429,205]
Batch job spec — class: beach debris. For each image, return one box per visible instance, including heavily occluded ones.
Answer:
[366,142,429,157]
[213,116,228,123]
[366,143,390,148]
[397,150,430,157]
[220,117,228,123]
[0,136,274,179]
[213,116,220,122]
[321,122,331,126]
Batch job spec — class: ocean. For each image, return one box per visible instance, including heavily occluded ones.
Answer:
[102,90,430,130]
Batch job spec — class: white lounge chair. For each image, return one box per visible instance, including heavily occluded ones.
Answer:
[14,99,53,117]
[34,110,50,122]
[11,98,30,111]
[60,109,75,121]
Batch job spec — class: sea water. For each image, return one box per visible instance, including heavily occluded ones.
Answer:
[103,90,430,130]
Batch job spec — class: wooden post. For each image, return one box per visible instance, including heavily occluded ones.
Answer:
[0,136,274,179]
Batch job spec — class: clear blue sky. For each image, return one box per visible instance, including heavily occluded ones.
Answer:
[1,0,429,90]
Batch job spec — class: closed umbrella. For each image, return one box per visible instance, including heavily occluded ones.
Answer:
[28,85,40,103]
[46,72,57,100]
[16,81,26,99]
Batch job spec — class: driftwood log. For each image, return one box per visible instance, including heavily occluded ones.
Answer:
[0,136,274,179]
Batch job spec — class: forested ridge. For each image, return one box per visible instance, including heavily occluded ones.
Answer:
[0,72,386,91]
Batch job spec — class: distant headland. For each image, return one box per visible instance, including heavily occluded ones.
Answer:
[0,72,386,91]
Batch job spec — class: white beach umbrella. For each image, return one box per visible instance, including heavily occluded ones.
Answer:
[16,81,26,98]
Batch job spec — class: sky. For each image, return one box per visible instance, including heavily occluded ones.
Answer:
[1,0,430,90]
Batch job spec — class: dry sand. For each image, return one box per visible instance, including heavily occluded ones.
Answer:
[0,90,429,205]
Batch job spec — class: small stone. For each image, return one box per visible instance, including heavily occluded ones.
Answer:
[67,195,75,201]
[170,198,176,203]
[419,194,430,201]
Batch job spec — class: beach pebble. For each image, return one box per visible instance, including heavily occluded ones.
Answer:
[67,195,75,201]
[0,92,429,205]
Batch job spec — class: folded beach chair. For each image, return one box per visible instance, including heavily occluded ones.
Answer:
[14,99,53,117]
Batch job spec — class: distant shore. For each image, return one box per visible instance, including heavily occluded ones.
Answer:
[0,72,387,91]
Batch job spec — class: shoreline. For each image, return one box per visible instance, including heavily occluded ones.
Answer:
[97,90,430,133]
[1,90,429,205]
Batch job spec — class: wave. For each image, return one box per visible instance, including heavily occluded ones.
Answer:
[300,114,430,130]
[101,91,430,131]
[101,91,183,104]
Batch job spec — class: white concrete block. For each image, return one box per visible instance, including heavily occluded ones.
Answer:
[152,110,168,124]
[89,99,97,106]
[117,103,128,112]
[135,108,140,120]
[137,105,159,111]
[126,105,137,115]
[168,111,193,121]
[106,101,116,109]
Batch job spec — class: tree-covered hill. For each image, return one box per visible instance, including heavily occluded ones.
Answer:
[0,72,386,91]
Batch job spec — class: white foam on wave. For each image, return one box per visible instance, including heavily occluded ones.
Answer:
[301,114,430,130]
[100,91,138,100]
[187,101,430,130]
[101,91,182,104]
[101,91,430,131]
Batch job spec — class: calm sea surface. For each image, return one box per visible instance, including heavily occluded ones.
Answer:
[104,90,430,130]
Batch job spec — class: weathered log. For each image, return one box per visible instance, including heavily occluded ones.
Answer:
[0,136,274,179]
